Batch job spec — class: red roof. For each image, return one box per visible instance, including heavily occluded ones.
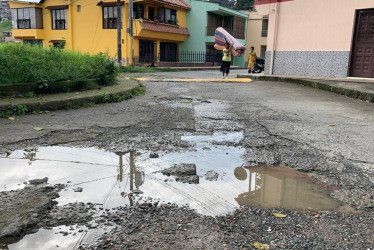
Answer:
[153,0,191,10]
[140,22,190,36]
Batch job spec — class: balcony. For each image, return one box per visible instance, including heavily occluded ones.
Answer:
[12,29,44,39]
[133,19,189,41]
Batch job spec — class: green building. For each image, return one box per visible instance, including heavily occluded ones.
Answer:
[180,0,248,67]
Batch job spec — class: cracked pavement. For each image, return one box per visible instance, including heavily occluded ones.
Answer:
[1,69,374,249]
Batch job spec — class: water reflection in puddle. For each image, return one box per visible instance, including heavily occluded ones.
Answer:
[235,165,340,211]
[0,132,343,216]
[5,224,112,250]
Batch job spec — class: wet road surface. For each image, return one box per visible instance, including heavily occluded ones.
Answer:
[0,69,373,249]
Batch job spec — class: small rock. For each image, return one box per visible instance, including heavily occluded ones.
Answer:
[204,170,219,181]
[150,152,159,158]
[29,177,48,185]
[73,187,83,192]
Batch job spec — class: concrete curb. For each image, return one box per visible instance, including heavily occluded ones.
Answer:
[0,78,141,114]
[238,75,374,103]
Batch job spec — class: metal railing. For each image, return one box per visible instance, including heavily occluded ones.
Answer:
[160,50,223,63]
[261,30,268,37]
[134,51,224,65]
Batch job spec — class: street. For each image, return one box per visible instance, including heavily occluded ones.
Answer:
[1,69,374,249]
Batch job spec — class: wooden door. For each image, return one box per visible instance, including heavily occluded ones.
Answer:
[350,9,374,78]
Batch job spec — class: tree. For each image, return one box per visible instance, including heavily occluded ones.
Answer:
[236,0,254,10]
[209,0,236,9]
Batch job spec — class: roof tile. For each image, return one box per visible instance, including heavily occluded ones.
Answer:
[154,0,191,10]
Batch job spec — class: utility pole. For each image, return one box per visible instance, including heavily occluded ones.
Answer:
[116,0,122,66]
[128,0,133,65]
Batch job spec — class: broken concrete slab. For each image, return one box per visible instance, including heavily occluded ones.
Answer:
[160,163,196,177]
[29,177,48,185]
[175,175,199,184]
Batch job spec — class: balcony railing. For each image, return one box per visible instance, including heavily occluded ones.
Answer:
[261,30,268,37]
[206,26,245,39]
[17,19,31,29]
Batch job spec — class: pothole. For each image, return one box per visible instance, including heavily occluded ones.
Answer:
[0,132,356,249]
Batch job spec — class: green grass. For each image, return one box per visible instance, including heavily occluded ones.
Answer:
[0,43,119,85]
[121,66,174,73]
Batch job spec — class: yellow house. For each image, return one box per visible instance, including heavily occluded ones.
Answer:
[9,0,191,65]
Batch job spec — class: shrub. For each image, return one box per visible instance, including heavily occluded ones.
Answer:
[0,43,119,85]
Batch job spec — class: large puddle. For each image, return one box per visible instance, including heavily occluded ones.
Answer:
[0,132,344,214]
[0,132,348,249]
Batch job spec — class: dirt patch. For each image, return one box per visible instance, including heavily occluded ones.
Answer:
[81,204,374,250]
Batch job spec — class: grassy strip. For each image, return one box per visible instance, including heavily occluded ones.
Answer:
[0,86,145,118]
[0,43,119,85]
[121,66,174,73]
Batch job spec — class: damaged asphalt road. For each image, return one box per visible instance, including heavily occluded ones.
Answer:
[0,70,374,249]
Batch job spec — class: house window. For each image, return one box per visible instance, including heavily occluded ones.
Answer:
[16,8,30,29]
[11,8,43,29]
[260,45,267,58]
[103,6,118,29]
[77,5,81,12]
[24,39,43,46]
[158,7,177,25]
[49,40,65,49]
[133,3,144,19]
[261,18,268,37]
[53,41,65,49]
[51,9,67,30]
[148,6,154,20]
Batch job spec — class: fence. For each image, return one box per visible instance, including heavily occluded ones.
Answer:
[161,50,223,63]
[133,50,223,66]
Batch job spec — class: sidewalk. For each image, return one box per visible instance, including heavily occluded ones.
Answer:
[0,78,140,113]
[157,66,246,71]
[237,74,374,103]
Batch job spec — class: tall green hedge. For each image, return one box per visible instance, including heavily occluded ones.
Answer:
[0,43,118,85]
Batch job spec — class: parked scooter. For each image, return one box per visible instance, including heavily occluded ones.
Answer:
[253,58,265,73]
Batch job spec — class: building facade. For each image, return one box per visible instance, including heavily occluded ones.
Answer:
[245,10,267,63]
[9,0,191,65]
[255,0,374,78]
[180,0,248,67]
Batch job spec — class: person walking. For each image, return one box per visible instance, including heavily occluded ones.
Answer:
[248,46,257,74]
[220,43,232,79]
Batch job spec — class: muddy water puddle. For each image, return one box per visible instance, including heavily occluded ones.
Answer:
[0,133,345,215]
[3,224,112,250]
[0,133,349,248]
